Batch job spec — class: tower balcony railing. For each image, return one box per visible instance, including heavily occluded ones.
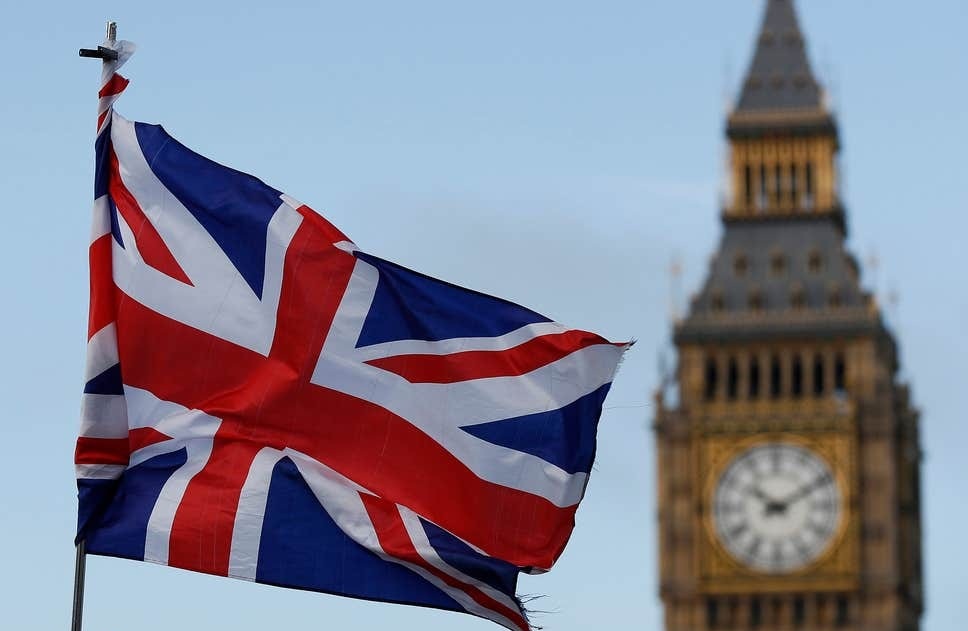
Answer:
[675,305,880,345]
[693,395,855,425]
[655,393,856,432]
[725,192,836,218]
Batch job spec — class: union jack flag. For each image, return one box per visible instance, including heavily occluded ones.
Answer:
[76,42,629,631]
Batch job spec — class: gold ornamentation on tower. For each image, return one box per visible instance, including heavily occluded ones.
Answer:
[654,2,923,630]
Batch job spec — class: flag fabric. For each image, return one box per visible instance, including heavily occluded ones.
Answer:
[76,42,629,631]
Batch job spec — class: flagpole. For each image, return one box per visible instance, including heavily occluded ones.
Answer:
[74,20,119,631]
[71,540,87,631]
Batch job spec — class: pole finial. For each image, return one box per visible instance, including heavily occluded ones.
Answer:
[79,21,119,60]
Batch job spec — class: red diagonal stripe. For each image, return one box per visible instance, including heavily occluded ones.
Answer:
[75,436,129,465]
[98,73,129,98]
[366,329,611,384]
[128,426,173,453]
[108,148,193,286]
[362,495,529,631]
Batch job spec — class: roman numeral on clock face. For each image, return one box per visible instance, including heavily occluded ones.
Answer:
[728,522,749,540]
[771,541,784,567]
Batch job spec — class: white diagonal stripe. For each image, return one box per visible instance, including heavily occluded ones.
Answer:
[398,505,525,616]
[228,447,285,580]
[109,113,301,356]
[352,321,569,362]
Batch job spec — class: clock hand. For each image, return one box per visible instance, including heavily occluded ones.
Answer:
[744,485,786,516]
[777,474,830,507]
[744,485,773,504]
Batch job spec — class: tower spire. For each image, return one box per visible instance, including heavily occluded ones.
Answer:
[735,0,821,113]
[727,0,836,141]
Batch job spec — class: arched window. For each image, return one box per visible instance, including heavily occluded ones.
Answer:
[835,595,849,627]
[705,357,719,401]
[770,355,782,398]
[727,597,739,628]
[759,164,768,210]
[805,162,815,209]
[808,249,823,274]
[749,356,761,398]
[792,355,804,398]
[750,597,763,628]
[727,357,739,400]
[734,253,749,276]
[770,252,787,276]
[834,353,847,393]
[744,165,753,208]
[813,354,825,397]
[793,596,806,627]
[706,597,720,629]
[774,164,783,206]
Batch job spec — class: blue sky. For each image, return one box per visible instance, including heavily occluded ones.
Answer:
[2,1,965,629]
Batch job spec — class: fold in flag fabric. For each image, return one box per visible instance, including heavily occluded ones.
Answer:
[76,40,629,631]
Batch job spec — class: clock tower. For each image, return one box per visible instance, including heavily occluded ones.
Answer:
[653,2,923,630]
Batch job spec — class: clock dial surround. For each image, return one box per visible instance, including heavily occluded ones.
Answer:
[712,442,842,574]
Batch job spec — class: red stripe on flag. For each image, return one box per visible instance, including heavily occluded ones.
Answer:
[88,233,115,340]
[167,438,265,576]
[362,495,529,631]
[128,426,172,453]
[97,110,109,131]
[75,436,129,466]
[75,429,173,466]
[98,74,129,98]
[366,329,611,384]
[293,204,350,244]
[108,149,194,286]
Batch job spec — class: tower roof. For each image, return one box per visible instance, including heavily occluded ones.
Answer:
[728,0,835,138]
[675,217,873,344]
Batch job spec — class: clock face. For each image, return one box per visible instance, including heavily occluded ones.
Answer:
[712,442,842,574]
